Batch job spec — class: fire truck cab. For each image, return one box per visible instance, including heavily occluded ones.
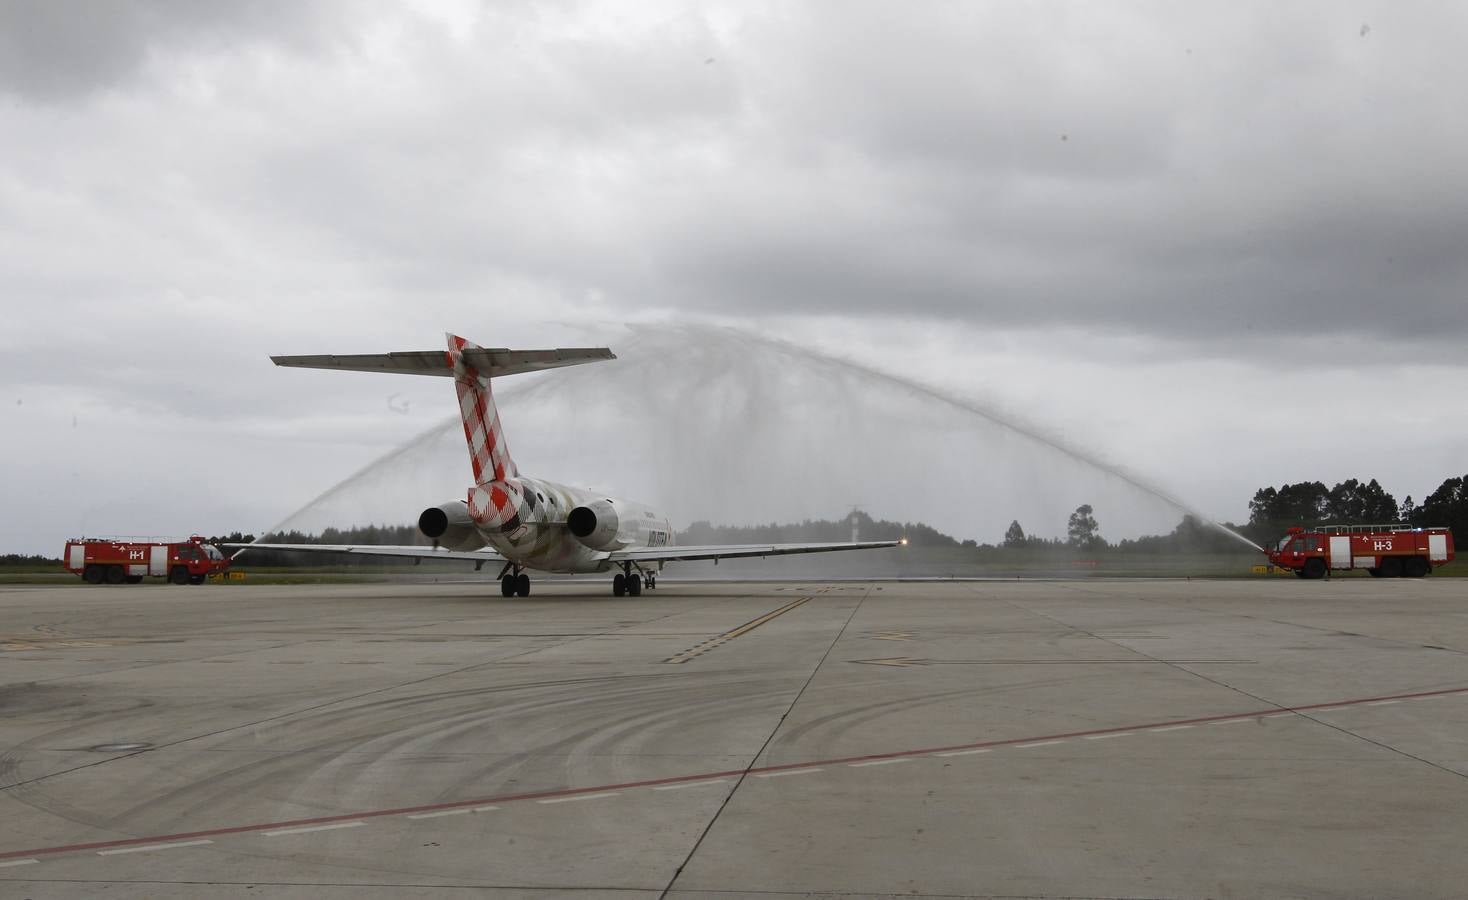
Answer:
[64,535,230,585]
[1267,524,1454,579]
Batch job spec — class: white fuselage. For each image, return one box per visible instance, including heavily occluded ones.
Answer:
[466,475,672,574]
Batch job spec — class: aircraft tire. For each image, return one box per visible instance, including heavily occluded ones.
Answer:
[628,574,642,596]
[501,575,516,597]
[612,573,626,597]
[517,573,530,596]
[83,565,104,585]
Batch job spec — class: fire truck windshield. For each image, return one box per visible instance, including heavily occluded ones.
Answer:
[203,544,223,561]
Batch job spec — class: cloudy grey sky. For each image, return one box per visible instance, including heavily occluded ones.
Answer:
[3,1,1466,555]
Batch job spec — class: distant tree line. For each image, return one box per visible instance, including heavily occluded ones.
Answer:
[996,473,1468,555]
[999,507,1247,555]
[680,510,959,548]
[205,525,429,567]
[1246,474,1467,545]
[77,471,1463,566]
[1,553,62,568]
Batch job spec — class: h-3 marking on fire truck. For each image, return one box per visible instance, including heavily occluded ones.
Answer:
[1374,540,1393,551]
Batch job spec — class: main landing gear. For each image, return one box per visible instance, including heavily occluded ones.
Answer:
[498,563,531,597]
[611,563,656,597]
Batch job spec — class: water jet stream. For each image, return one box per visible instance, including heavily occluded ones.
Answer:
[247,323,1262,553]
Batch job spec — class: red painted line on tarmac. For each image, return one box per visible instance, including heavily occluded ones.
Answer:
[3,683,1464,862]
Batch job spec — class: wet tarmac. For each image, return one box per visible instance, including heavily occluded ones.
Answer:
[2,577,1466,898]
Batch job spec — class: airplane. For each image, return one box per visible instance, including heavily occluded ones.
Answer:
[228,334,903,597]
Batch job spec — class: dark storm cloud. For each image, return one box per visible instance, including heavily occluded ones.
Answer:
[625,4,1468,345]
[0,0,340,102]
[4,2,1466,361]
[102,2,1456,354]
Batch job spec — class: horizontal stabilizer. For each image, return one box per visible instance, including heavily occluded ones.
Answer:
[271,347,615,378]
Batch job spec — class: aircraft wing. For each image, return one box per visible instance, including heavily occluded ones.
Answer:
[608,539,904,564]
[223,543,506,565]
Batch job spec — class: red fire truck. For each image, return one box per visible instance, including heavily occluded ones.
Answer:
[1266,525,1455,579]
[64,536,231,586]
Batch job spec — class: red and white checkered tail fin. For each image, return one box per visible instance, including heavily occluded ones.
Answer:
[446,333,517,484]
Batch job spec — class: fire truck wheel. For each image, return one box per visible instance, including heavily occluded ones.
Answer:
[105,565,126,584]
[169,566,190,585]
[1366,568,1382,577]
[82,565,104,584]
[1405,557,1430,578]
[189,574,206,585]
[125,575,143,584]
[1302,558,1327,580]
[1379,557,1403,578]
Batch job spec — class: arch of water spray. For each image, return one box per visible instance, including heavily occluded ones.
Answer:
[253,323,1259,552]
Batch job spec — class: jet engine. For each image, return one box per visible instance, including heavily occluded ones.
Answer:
[418,500,487,552]
[567,499,632,551]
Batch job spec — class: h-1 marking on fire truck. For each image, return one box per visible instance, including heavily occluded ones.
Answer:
[64,536,229,586]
